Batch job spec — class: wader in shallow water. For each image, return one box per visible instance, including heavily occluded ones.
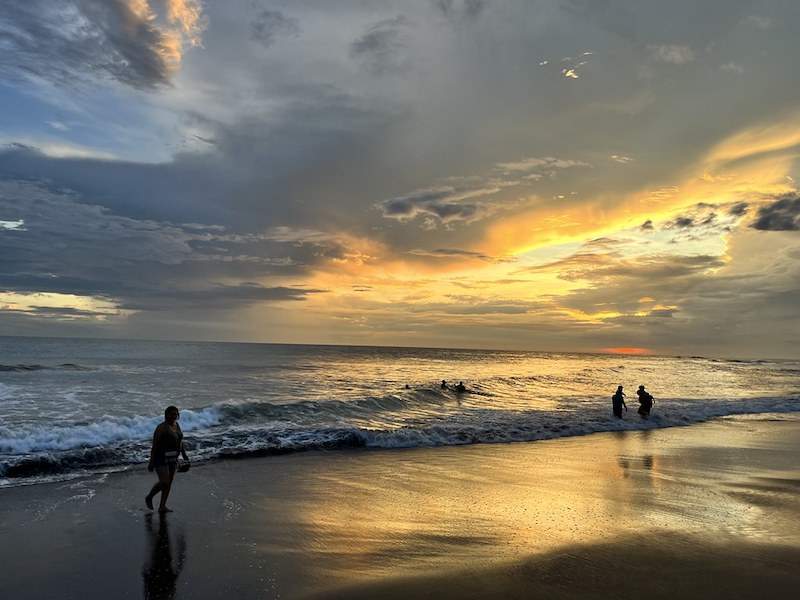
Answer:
[637,386,654,418]
[612,386,626,418]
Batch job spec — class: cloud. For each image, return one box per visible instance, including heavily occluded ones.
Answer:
[668,216,695,229]
[721,62,744,74]
[120,283,326,311]
[648,44,695,64]
[377,155,592,229]
[46,121,70,132]
[751,195,800,231]
[728,202,748,216]
[524,248,724,283]
[350,16,411,75]
[378,185,495,226]
[407,248,513,263]
[640,220,654,231]
[250,9,300,47]
[0,0,206,89]
[0,180,334,319]
[433,0,486,20]
[0,219,25,230]
[742,15,773,30]
[494,157,591,172]
[611,154,634,164]
[2,140,117,161]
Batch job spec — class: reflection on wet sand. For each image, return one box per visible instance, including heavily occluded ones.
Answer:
[142,514,186,600]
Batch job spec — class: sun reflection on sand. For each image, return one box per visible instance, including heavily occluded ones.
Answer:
[248,419,800,588]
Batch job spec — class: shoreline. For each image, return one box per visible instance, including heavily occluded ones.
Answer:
[4,407,800,489]
[1,414,799,598]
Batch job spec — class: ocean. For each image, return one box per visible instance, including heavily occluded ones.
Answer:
[1,336,799,487]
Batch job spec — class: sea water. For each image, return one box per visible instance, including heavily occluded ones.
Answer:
[1,336,799,486]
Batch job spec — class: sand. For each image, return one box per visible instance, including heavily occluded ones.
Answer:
[1,414,799,599]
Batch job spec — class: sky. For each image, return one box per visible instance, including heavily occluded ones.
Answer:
[1,0,799,358]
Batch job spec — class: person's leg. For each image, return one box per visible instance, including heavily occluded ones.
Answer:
[145,484,159,509]
[146,467,166,509]
[155,466,174,512]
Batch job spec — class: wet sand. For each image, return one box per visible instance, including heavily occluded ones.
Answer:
[1,414,799,599]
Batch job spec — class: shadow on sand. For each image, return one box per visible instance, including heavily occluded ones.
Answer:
[142,514,186,600]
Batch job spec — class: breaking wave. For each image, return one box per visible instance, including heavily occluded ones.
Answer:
[2,391,800,484]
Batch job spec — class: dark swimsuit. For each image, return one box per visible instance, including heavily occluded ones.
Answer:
[612,393,624,418]
[153,423,183,469]
[637,391,653,416]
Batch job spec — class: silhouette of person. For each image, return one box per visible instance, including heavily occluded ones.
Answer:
[146,406,189,513]
[441,380,448,389]
[142,514,186,600]
[636,385,654,418]
[612,385,627,418]
[454,381,466,393]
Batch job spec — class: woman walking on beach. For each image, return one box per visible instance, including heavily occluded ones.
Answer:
[146,405,189,513]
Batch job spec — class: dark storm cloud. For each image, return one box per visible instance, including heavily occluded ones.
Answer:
[751,195,800,231]
[0,0,201,89]
[250,9,300,47]
[0,180,332,312]
[350,16,411,75]
[119,284,326,311]
[0,82,397,227]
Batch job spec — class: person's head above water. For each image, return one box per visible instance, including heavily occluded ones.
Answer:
[164,405,179,423]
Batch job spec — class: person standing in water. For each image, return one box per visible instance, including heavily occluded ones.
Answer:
[146,405,189,513]
[636,385,654,418]
[612,385,627,418]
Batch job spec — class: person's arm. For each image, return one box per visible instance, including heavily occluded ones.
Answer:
[148,425,161,471]
[178,424,189,461]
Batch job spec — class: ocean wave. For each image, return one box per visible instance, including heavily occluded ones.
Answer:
[0,408,222,454]
[2,395,799,483]
[0,363,91,372]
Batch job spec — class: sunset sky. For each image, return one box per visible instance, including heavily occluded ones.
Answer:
[1,0,799,357]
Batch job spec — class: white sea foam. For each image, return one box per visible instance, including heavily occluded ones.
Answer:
[0,407,222,454]
[2,395,799,458]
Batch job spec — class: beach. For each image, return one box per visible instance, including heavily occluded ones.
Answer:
[1,413,799,599]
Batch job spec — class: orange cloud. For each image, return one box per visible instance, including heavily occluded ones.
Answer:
[478,113,800,258]
[128,0,206,74]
